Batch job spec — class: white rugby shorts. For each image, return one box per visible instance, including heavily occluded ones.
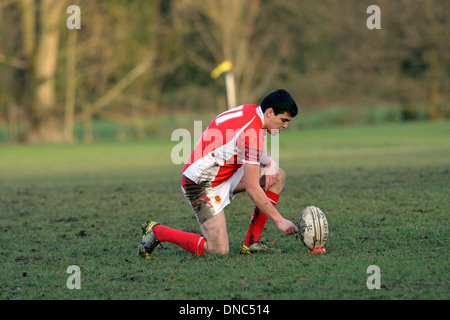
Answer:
[181,166,244,225]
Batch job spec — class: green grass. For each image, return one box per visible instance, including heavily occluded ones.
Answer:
[0,121,449,300]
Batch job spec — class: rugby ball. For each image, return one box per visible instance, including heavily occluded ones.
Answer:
[298,206,328,251]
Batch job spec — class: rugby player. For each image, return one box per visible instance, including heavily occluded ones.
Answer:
[139,89,299,257]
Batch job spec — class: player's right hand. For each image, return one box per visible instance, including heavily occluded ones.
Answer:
[276,218,298,235]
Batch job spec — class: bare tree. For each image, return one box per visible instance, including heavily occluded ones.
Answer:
[379,0,450,119]
[18,0,65,143]
[175,0,295,107]
[72,0,176,141]
[64,26,77,143]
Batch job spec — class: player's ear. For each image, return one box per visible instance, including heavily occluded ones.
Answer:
[265,108,274,118]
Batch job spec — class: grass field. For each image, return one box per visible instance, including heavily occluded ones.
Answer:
[0,121,449,301]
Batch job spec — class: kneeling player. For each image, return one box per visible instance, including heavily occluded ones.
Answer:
[139,89,299,257]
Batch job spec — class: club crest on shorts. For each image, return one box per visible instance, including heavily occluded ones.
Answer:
[214,195,222,204]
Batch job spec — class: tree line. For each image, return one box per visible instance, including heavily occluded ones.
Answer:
[0,0,448,143]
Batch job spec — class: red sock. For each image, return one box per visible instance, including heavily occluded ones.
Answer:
[153,225,206,256]
[244,191,280,245]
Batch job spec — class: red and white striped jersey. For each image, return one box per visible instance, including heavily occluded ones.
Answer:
[182,104,265,187]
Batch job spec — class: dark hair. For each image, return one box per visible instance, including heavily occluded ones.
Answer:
[260,89,298,117]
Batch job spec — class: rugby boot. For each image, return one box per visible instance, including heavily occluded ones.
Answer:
[138,221,161,258]
[240,241,287,254]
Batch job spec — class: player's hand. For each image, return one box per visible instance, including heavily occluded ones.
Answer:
[260,160,278,191]
[263,173,277,191]
[276,218,298,235]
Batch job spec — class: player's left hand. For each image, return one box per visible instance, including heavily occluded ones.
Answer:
[260,160,278,191]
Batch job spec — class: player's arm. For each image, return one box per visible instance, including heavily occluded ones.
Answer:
[243,163,298,235]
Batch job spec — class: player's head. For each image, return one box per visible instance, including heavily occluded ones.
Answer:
[260,89,298,118]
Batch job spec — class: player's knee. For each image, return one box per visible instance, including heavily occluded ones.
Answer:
[268,168,285,194]
[205,243,229,255]
[277,168,286,185]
